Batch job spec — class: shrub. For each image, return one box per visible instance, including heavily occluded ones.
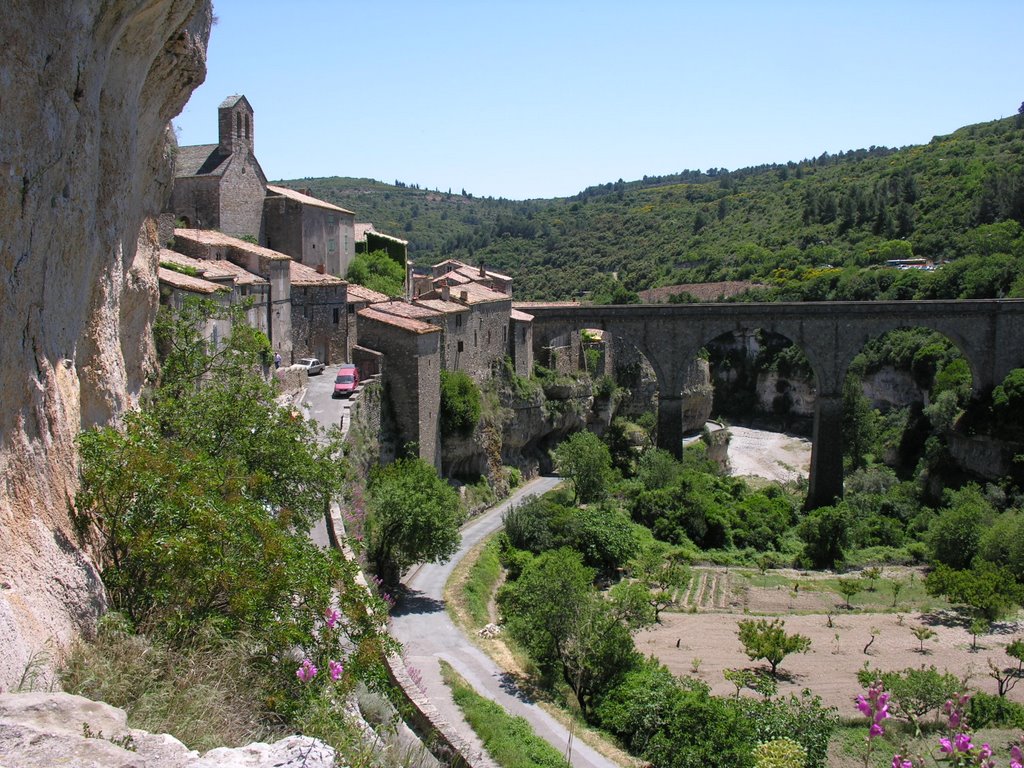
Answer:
[753,738,807,768]
[737,619,811,677]
[439,369,481,437]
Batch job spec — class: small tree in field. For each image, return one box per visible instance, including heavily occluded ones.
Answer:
[836,578,860,609]
[910,624,936,653]
[737,618,811,677]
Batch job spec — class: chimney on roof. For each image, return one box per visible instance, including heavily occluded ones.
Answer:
[441,284,450,302]
[479,262,486,277]
[460,290,468,303]
[316,264,325,274]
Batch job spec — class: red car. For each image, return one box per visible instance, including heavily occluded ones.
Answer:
[332,364,359,398]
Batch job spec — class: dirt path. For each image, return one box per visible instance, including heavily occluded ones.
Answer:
[726,425,811,484]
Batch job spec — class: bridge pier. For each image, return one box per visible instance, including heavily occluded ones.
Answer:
[656,394,685,458]
[806,392,844,510]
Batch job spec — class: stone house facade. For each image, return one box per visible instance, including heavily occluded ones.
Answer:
[356,307,441,470]
[171,228,293,361]
[157,263,235,348]
[170,95,267,240]
[346,283,389,360]
[289,260,348,365]
[158,248,271,338]
[265,185,356,278]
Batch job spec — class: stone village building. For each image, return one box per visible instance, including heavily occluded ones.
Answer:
[163,93,544,470]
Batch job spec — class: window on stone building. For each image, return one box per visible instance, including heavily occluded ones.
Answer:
[456,314,462,328]
[458,341,464,353]
[348,304,355,314]
[503,326,507,343]
[235,113,242,138]
[333,307,340,325]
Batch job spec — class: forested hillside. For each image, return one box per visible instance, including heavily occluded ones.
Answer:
[281,113,1024,300]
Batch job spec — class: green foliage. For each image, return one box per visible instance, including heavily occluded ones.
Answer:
[753,738,807,768]
[856,665,961,728]
[736,619,811,677]
[551,430,614,503]
[441,661,568,768]
[735,691,838,768]
[629,542,690,621]
[365,457,463,589]
[497,548,646,716]
[285,116,1024,304]
[439,369,481,437]
[73,299,393,726]
[924,561,1024,620]
[968,691,1024,729]
[927,484,995,568]
[594,659,757,768]
[797,505,850,569]
[462,537,503,628]
[562,504,641,577]
[345,249,405,297]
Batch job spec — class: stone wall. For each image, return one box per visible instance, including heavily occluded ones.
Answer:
[0,0,212,689]
[216,153,266,241]
[357,314,441,470]
[290,284,348,365]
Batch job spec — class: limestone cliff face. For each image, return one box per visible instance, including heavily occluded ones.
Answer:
[0,0,211,689]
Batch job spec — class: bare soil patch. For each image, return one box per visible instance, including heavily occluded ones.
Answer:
[727,425,812,485]
[637,569,1024,714]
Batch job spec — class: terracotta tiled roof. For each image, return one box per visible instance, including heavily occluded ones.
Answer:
[158,249,236,281]
[266,184,354,215]
[173,228,291,262]
[514,301,583,308]
[158,267,228,295]
[372,300,441,321]
[510,308,534,322]
[289,261,346,287]
[346,283,390,304]
[358,307,439,334]
[415,298,469,314]
[449,282,509,305]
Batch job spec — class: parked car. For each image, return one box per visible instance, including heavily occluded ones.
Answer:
[298,357,325,376]
[332,364,360,398]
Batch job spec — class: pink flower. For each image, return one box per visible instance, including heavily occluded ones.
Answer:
[939,738,954,754]
[1012,744,1023,764]
[296,658,317,682]
[324,608,340,629]
[869,723,885,738]
[892,756,913,768]
[955,733,972,753]
[949,709,961,729]
[856,695,872,717]
[328,660,343,681]
[978,744,993,761]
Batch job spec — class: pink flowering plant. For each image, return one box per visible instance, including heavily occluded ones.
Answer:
[855,683,1024,768]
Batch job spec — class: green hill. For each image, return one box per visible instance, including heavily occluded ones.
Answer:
[280,114,1024,301]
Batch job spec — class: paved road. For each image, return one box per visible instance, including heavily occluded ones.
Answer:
[390,476,622,768]
[300,367,353,548]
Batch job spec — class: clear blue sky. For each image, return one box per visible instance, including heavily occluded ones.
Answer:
[174,1,1024,201]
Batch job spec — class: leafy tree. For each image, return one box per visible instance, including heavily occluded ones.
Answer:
[856,665,960,732]
[365,457,463,589]
[75,298,393,703]
[629,541,690,622]
[551,430,614,503]
[924,561,1024,621]
[736,618,811,677]
[345,249,405,296]
[836,579,859,609]
[797,505,849,569]
[842,374,878,472]
[502,494,559,554]
[498,548,648,717]
[927,484,994,569]
[734,691,839,768]
[563,504,641,578]
[910,624,936,653]
[439,369,481,437]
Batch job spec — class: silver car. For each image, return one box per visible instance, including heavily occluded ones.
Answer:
[298,357,325,376]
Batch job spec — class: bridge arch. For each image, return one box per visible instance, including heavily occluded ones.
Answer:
[524,299,1024,509]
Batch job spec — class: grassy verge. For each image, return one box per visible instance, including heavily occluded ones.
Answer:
[439,660,568,768]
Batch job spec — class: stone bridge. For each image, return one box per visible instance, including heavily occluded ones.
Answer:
[523,299,1024,509]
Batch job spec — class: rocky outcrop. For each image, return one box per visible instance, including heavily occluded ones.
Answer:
[0,692,338,767]
[0,1,212,690]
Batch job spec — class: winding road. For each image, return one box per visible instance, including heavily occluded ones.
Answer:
[390,476,622,768]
